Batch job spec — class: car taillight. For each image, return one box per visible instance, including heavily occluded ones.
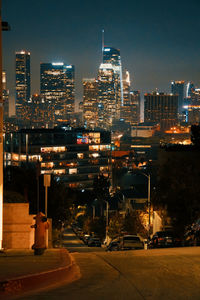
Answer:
[158,238,164,241]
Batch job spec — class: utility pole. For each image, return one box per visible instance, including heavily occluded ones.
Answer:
[0,1,10,250]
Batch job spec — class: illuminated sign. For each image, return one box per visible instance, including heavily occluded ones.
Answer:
[104,48,110,51]
[77,134,89,144]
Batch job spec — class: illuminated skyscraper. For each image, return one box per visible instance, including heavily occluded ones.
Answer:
[130,90,141,124]
[40,63,75,125]
[144,92,178,130]
[171,80,185,118]
[186,81,195,98]
[97,46,123,129]
[2,71,9,119]
[98,63,121,129]
[15,50,30,120]
[83,78,98,129]
[120,70,131,123]
[26,94,53,128]
[103,46,123,105]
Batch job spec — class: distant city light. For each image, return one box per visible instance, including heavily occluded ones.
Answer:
[52,62,64,66]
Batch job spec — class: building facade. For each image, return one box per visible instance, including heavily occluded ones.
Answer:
[120,71,131,123]
[144,93,178,131]
[171,80,185,118]
[130,90,140,125]
[15,50,31,120]
[83,78,98,129]
[96,46,123,130]
[4,127,111,190]
[98,63,121,129]
[2,71,9,120]
[40,63,75,126]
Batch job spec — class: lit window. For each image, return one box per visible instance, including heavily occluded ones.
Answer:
[69,168,77,175]
[53,169,65,175]
[77,153,84,159]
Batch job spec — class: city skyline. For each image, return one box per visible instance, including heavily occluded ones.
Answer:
[3,0,200,110]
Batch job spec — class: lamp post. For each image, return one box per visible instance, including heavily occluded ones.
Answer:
[105,200,109,244]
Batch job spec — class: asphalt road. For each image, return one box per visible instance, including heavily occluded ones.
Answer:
[62,227,105,253]
[14,229,200,300]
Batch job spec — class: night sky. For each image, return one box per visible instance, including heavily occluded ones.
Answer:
[2,0,200,111]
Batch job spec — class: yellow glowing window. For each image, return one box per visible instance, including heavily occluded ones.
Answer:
[53,169,65,175]
[89,145,100,151]
[77,153,84,159]
[69,168,77,175]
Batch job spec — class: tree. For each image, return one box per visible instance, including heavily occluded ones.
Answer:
[93,174,111,216]
[154,147,200,235]
[123,211,148,238]
[191,124,200,147]
[83,216,105,239]
[107,213,124,239]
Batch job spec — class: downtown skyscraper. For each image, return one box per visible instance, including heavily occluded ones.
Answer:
[83,78,98,129]
[40,62,75,126]
[97,46,123,129]
[2,71,9,120]
[15,50,30,120]
[171,80,185,119]
[144,92,178,131]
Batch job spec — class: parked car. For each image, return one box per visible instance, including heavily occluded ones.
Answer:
[118,235,143,250]
[149,231,182,248]
[88,238,101,247]
[184,224,200,246]
[106,240,120,251]
[83,234,91,245]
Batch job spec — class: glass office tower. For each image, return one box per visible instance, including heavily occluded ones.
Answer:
[40,62,75,125]
[15,50,30,120]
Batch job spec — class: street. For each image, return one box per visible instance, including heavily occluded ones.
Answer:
[14,228,200,300]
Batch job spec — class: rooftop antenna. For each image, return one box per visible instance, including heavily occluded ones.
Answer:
[102,29,104,62]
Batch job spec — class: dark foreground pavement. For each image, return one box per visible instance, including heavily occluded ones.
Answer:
[15,246,200,300]
[9,227,200,300]
[0,248,80,299]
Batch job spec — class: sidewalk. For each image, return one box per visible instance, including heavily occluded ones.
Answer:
[0,248,80,298]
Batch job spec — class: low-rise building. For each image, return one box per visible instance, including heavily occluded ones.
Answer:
[4,127,111,190]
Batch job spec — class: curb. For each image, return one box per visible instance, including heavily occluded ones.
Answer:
[0,249,80,298]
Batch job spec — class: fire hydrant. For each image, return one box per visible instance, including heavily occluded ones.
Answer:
[31,212,49,255]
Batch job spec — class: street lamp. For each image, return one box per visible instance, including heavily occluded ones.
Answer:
[105,200,109,244]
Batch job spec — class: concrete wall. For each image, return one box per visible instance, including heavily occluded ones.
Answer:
[3,203,35,249]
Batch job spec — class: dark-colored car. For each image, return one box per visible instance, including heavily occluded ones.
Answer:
[88,238,101,247]
[106,240,120,251]
[149,231,181,248]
